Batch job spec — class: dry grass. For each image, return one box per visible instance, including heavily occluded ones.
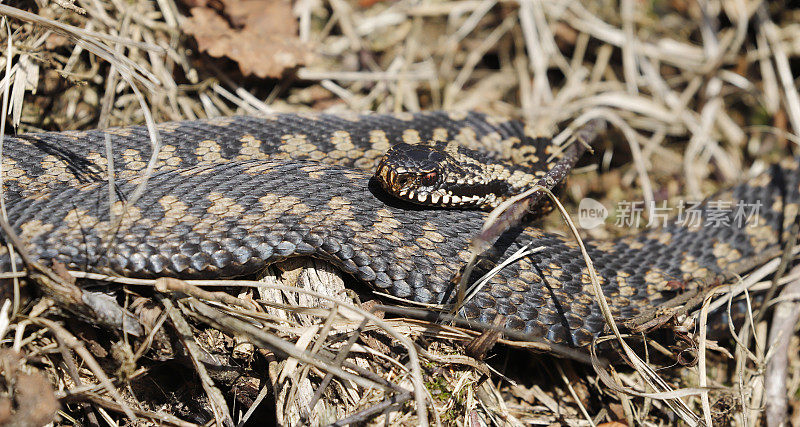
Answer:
[1,0,800,425]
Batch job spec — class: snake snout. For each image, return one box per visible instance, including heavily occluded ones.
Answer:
[376,163,398,189]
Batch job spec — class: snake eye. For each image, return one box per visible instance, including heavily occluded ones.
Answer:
[420,171,437,187]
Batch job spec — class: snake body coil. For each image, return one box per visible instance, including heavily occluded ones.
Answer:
[1,112,798,347]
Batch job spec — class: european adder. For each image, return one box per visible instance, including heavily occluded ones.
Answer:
[1,111,797,347]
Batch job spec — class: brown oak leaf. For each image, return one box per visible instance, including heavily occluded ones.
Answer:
[182,0,313,78]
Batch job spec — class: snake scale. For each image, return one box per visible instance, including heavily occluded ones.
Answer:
[1,111,798,347]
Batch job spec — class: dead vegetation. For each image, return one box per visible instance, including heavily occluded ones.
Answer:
[1,0,800,425]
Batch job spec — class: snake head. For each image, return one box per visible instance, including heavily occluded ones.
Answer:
[375,143,500,208]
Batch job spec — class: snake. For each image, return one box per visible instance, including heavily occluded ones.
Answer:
[1,111,798,348]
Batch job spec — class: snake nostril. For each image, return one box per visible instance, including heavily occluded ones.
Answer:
[396,175,411,188]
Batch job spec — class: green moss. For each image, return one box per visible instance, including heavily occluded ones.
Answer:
[751,105,772,127]
[425,373,469,422]
[426,375,453,402]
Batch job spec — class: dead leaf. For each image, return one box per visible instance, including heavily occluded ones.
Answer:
[182,0,313,78]
[0,349,59,426]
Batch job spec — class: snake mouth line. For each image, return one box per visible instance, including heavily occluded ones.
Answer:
[375,162,494,207]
